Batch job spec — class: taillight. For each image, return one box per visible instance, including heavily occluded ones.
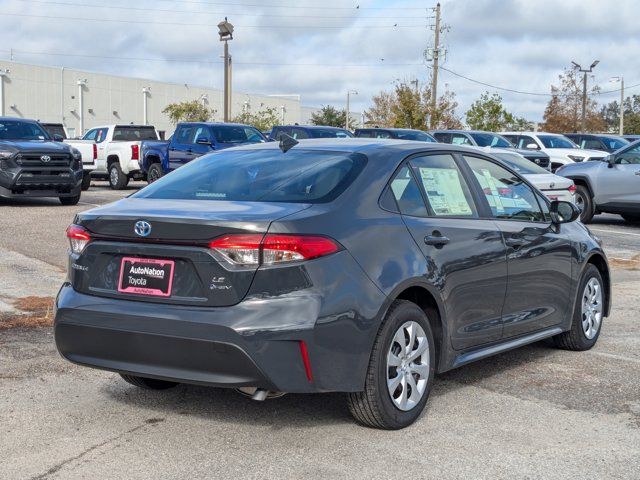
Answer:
[131,144,140,160]
[66,224,91,254]
[568,184,576,193]
[209,234,340,266]
[92,143,97,160]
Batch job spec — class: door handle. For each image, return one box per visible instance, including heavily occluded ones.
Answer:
[505,236,527,249]
[424,233,450,246]
[169,148,176,151]
[634,171,640,176]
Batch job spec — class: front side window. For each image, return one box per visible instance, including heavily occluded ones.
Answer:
[616,143,640,164]
[389,166,429,217]
[175,125,195,144]
[465,155,544,222]
[600,136,628,151]
[518,135,539,149]
[432,132,451,143]
[410,154,477,217]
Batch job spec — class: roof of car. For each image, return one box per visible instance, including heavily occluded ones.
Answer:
[274,125,349,130]
[177,122,256,128]
[0,116,39,123]
[356,127,427,132]
[500,131,563,136]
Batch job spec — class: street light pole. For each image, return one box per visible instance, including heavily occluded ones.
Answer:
[142,87,150,125]
[218,18,234,123]
[0,69,9,116]
[611,76,624,135]
[77,79,88,135]
[572,60,599,132]
[346,90,357,130]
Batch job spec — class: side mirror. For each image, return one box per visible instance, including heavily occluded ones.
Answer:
[550,200,580,224]
[53,134,64,142]
[196,136,211,146]
[605,154,616,168]
[525,143,539,150]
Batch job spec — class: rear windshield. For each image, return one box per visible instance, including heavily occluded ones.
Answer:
[40,124,66,139]
[393,130,436,142]
[113,126,157,141]
[492,152,549,175]
[134,149,366,203]
[0,120,49,140]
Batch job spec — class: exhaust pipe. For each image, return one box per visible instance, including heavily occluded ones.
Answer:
[235,387,286,401]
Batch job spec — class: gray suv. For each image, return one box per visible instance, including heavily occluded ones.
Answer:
[557,141,640,223]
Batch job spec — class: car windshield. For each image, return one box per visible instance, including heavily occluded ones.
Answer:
[538,135,577,149]
[134,148,366,203]
[113,126,158,141]
[470,133,512,148]
[491,152,549,175]
[600,136,629,150]
[0,120,50,140]
[211,126,266,144]
[310,128,354,139]
[393,130,436,142]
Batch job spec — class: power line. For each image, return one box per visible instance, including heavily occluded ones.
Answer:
[0,11,427,27]
[14,0,428,19]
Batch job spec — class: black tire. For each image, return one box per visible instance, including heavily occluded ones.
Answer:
[81,172,92,191]
[574,185,594,223]
[59,194,80,206]
[553,264,604,351]
[621,214,640,223]
[108,163,129,190]
[347,300,436,429]
[120,374,178,390]
[147,163,164,184]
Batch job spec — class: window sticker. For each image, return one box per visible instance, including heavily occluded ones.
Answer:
[418,167,473,216]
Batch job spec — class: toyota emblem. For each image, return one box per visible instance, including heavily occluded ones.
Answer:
[40,155,51,163]
[134,220,152,237]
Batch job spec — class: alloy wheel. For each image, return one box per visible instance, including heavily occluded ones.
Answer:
[109,167,118,186]
[386,321,430,411]
[581,277,603,339]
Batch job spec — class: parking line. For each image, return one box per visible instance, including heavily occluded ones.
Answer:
[590,228,640,237]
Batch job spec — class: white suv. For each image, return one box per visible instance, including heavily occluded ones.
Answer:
[501,132,607,171]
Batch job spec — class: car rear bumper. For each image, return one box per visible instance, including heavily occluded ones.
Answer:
[540,189,574,203]
[54,283,366,393]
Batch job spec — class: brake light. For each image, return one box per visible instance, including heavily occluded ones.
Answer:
[209,234,340,266]
[66,224,91,254]
[92,143,97,160]
[131,144,140,160]
[568,183,576,193]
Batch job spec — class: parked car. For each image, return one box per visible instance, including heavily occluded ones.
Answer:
[563,133,629,152]
[557,140,640,223]
[622,135,640,142]
[55,139,609,429]
[268,125,353,141]
[39,122,69,140]
[500,131,606,171]
[354,128,437,142]
[0,117,83,204]
[431,130,551,170]
[66,125,159,189]
[141,122,266,183]
[488,149,575,203]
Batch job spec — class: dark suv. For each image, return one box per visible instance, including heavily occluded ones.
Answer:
[269,125,353,141]
[354,128,437,142]
[56,140,609,429]
[0,117,83,204]
[563,133,629,153]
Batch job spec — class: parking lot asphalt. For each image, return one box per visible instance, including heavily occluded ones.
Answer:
[1,182,639,479]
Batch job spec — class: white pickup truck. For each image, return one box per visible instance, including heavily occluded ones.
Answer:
[66,125,159,189]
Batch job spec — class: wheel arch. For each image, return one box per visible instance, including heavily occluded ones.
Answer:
[106,154,120,168]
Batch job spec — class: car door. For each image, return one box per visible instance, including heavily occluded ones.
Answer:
[462,154,573,337]
[389,153,508,350]
[597,143,640,207]
[169,124,194,170]
[94,127,109,171]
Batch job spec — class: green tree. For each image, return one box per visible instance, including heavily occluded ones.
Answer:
[310,105,347,127]
[162,100,216,124]
[541,66,605,133]
[232,106,280,131]
[601,95,640,134]
[465,91,520,131]
[391,83,425,128]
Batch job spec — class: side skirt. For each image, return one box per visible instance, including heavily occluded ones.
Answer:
[449,327,564,370]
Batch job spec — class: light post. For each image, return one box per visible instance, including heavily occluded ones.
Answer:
[142,87,150,125]
[77,79,88,135]
[280,105,286,124]
[0,69,9,116]
[346,90,358,130]
[571,60,599,132]
[218,18,234,122]
[610,76,624,135]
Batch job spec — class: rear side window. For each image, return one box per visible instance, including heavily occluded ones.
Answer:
[464,155,544,222]
[210,126,265,144]
[410,154,477,217]
[113,126,157,141]
[389,166,429,217]
[134,149,366,203]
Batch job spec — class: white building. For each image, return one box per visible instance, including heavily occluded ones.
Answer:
[0,60,305,138]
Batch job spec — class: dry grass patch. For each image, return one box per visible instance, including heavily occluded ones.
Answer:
[609,254,640,270]
[0,296,55,330]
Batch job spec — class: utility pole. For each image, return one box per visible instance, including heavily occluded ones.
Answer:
[77,79,88,135]
[0,69,9,116]
[142,87,150,125]
[430,2,441,129]
[572,60,599,132]
[611,76,624,135]
[218,18,234,122]
[346,90,357,130]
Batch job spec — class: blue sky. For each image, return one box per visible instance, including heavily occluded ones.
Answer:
[0,0,637,122]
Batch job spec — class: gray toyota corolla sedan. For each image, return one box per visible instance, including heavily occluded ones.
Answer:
[55,139,610,429]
